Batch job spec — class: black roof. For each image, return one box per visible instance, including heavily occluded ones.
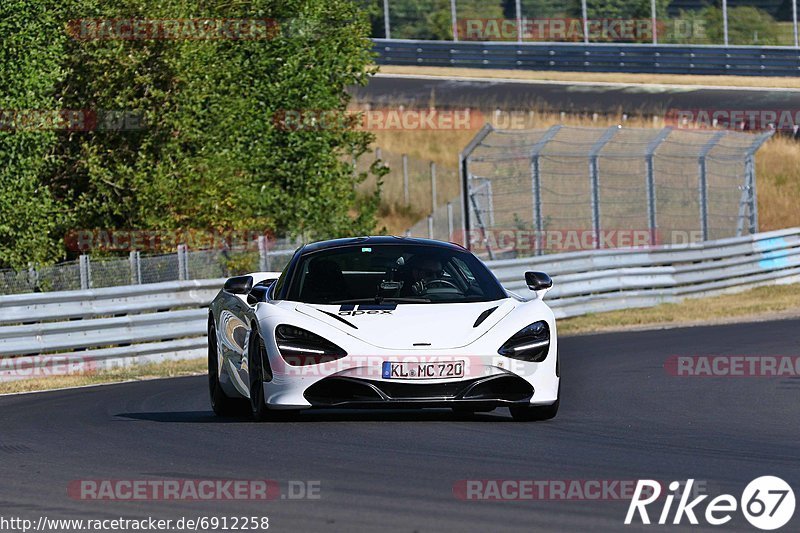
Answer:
[299,236,467,254]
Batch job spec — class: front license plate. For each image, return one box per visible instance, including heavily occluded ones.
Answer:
[382,360,465,380]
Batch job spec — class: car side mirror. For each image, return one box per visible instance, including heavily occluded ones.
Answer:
[247,279,277,305]
[525,271,553,299]
[223,275,253,295]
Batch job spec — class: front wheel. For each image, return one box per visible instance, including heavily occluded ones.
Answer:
[208,319,244,416]
[248,328,288,421]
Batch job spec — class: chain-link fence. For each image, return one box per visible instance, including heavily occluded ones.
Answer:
[0,239,301,295]
[356,146,464,242]
[359,0,800,47]
[460,124,773,258]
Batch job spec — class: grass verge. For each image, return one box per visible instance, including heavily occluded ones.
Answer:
[0,358,205,395]
[558,282,800,336]
[378,65,800,89]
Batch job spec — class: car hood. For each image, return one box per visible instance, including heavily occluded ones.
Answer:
[293,300,516,350]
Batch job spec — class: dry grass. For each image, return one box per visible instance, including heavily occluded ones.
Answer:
[756,135,800,231]
[0,358,205,395]
[379,65,800,90]
[558,282,800,336]
[367,111,800,233]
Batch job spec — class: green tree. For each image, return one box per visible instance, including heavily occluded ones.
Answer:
[1,0,384,268]
[0,0,67,269]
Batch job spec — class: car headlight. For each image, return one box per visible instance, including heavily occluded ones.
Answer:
[275,325,347,366]
[498,321,550,362]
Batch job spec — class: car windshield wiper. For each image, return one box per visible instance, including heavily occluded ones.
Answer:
[328,297,430,304]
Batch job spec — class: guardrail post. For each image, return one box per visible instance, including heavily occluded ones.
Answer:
[645,128,672,241]
[530,125,562,255]
[447,202,454,242]
[428,215,434,239]
[794,0,799,48]
[430,161,437,213]
[402,153,409,205]
[459,124,494,250]
[589,126,620,249]
[79,255,91,289]
[515,0,522,43]
[698,131,726,241]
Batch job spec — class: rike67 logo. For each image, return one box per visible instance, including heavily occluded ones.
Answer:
[625,477,795,530]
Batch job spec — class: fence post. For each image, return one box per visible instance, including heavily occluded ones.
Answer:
[651,0,658,44]
[738,130,773,235]
[450,0,458,41]
[428,215,434,239]
[447,202,454,243]
[129,251,141,285]
[530,125,562,255]
[459,124,494,250]
[402,153,409,205]
[383,0,391,39]
[722,0,729,45]
[698,131,725,241]
[588,126,620,249]
[430,161,437,213]
[177,244,186,281]
[375,147,382,162]
[581,0,589,44]
[258,235,271,272]
[79,255,91,290]
[645,128,671,242]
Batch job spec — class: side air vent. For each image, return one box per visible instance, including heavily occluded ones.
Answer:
[473,306,498,328]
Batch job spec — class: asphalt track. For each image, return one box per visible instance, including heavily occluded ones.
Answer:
[353,74,800,115]
[1,318,798,532]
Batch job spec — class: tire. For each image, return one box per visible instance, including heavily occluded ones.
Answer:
[509,382,560,422]
[247,326,287,422]
[208,318,244,416]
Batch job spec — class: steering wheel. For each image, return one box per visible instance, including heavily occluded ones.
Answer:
[425,279,460,291]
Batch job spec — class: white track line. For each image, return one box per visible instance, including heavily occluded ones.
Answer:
[375,72,800,93]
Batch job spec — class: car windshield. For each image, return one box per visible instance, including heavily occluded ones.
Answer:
[285,243,507,304]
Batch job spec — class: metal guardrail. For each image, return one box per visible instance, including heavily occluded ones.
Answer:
[492,227,800,317]
[373,39,800,76]
[1,229,799,382]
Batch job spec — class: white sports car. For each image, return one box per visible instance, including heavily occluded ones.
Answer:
[207,236,559,421]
